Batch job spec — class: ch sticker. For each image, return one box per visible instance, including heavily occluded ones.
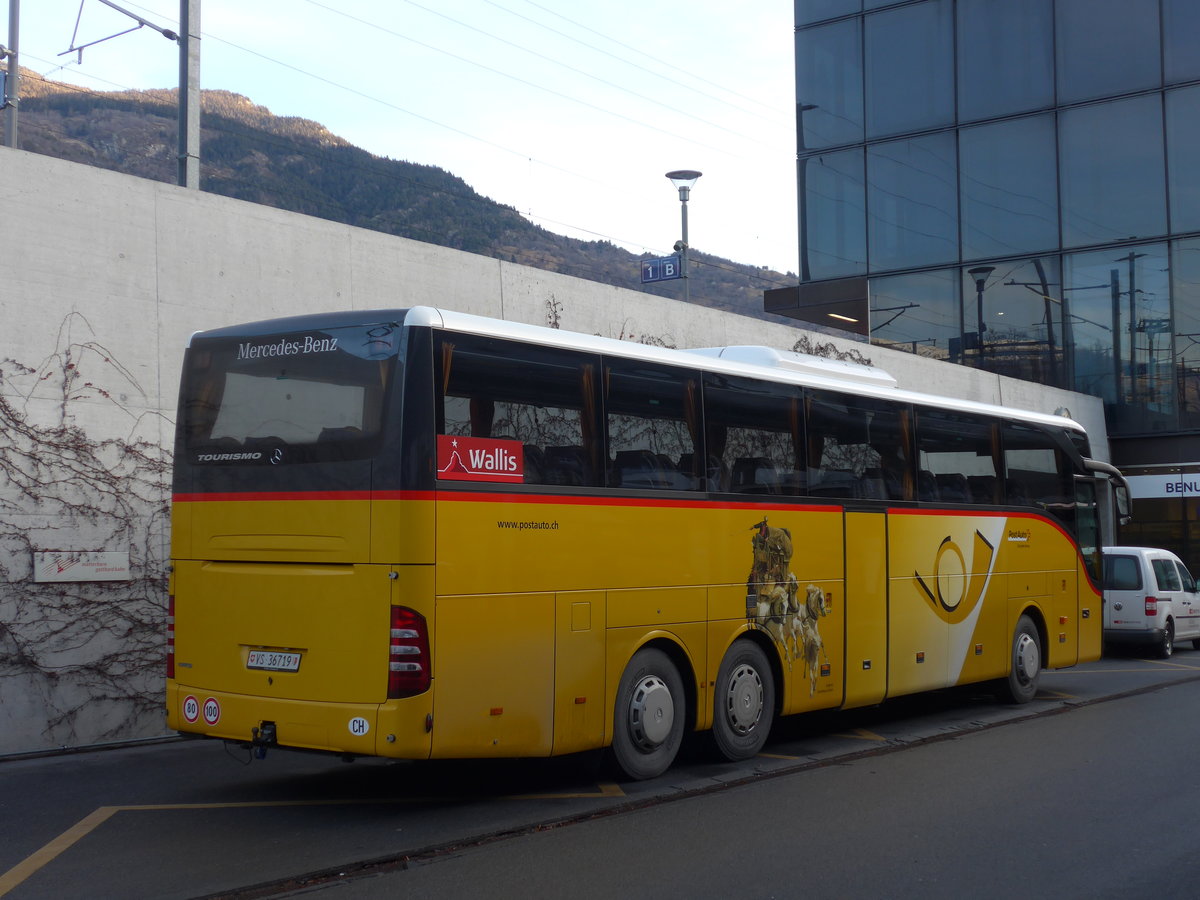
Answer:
[348,716,370,737]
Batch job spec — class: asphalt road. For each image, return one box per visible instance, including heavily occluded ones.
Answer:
[330,678,1200,900]
[3,647,1200,899]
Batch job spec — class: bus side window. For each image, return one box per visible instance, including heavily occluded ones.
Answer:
[916,407,999,506]
[437,334,601,486]
[605,359,701,491]
[1002,422,1070,514]
[807,391,912,500]
[702,373,804,495]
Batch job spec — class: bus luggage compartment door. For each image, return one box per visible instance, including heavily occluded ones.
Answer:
[172,560,392,705]
[431,592,555,757]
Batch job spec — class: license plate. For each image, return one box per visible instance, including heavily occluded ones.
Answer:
[247,650,301,672]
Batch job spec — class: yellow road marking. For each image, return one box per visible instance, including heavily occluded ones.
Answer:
[832,728,886,742]
[506,782,624,800]
[1147,658,1200,670]
[0,783,625,897]
[0,807,120,896]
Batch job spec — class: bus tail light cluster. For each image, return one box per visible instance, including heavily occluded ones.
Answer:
[1146,596,1160,616]
[389,606,431,698]
[166,594,176,679]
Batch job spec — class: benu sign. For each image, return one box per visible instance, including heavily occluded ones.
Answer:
[1125,474,1200,499]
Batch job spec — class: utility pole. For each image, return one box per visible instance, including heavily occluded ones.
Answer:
[4,0,19,149]
[57,1,199,188]
[177,0,200,188]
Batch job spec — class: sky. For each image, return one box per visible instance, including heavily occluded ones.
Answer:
[7,0,800,276]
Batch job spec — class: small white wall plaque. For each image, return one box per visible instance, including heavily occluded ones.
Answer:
[32,550,132,583]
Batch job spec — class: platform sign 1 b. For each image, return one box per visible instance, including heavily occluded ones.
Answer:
[641,255,682,284]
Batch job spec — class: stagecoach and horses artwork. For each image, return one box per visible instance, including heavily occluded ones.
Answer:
[747,518,831,695]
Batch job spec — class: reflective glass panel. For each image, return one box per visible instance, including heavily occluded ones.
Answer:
[960,115,1058,260]
[916,408,1000,505]
[869,269,959,360]
[864,0,953,138]
[957,0,1054,122]
[1118,492,1200,577]
[1167,86,1200,233]
[801,148,867,279]
[867,133,958,271]
[1164,0,1200,84]
[604,360,701,491]
[796,18,863,150]
[1064,243,1172,434]
[807,392,912,500]
[1056,0,1160,104]
[1171,238,1200,431]
[796,0,860,26]
[704,373,806,495]
[963,257,1066,387]
[1059,96,1166,249]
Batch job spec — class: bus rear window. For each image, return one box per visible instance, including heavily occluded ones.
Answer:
[181,323,400,465]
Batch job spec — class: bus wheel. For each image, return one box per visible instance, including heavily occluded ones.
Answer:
[611,648,685,781]
[998,614,1041,704]
[712,641,775,762]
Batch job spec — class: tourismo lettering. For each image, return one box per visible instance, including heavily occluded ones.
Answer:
[196,451,263,462]
[236,335,339,360]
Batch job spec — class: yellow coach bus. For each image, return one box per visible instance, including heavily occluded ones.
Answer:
[167,307,1127,779]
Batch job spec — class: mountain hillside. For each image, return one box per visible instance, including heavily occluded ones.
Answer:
[9,71,798,324]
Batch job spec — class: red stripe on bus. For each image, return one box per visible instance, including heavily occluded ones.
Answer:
[173,491,377,502]
[172,490,840,513]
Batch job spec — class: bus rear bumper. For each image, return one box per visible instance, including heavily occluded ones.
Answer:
[166,681,433,759]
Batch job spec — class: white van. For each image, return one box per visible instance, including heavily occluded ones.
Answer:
[1103,546,1200,658]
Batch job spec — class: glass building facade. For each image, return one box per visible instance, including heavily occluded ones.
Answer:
[771,0,1200,567]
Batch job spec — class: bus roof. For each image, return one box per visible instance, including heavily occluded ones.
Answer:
[188,306,1085,438]
[408,307,1086,437]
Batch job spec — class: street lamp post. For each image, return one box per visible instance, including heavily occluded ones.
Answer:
[666,170,702,304]
[968,265,995,361]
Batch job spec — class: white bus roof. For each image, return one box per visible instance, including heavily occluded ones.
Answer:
[413,306,1086,436]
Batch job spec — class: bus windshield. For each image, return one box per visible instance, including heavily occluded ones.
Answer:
[180,321,401,465]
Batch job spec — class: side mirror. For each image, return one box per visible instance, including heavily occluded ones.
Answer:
[1113,483,1131,525]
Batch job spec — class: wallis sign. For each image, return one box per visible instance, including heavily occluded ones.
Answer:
[436,435,525,483]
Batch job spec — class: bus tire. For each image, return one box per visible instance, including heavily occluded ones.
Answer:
[611,647,685,781]
[998,614,1041,704]
[711,640,775,761]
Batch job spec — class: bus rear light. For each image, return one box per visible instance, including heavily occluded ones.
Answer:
[166,594,176,679]
[1146,597,1160,616]
[388,607,430,698]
